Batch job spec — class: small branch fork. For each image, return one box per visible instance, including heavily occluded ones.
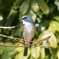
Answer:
[0,26,52,47]
[0,34,52,47]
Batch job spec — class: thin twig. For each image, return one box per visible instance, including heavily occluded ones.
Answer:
[0,24,20,29]
[0,44,23,47]
[0,43,51,47]
[25,43,51,47]
[0,34,23,44]
[0,26,15,29]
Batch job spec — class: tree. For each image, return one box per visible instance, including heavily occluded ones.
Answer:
[0,0,59,59]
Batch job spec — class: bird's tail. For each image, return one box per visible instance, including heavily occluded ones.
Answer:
[23,47,28,56]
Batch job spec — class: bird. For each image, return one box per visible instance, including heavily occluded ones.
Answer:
[19,15,36,56]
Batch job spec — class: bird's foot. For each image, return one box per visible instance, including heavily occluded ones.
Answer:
[33,43,37,47]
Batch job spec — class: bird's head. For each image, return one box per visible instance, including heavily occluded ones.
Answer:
[19,15,34,24]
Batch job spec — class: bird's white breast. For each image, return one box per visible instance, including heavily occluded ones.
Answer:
[23,20,35,41]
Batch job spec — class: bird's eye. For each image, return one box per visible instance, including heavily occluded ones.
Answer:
[22,17,27,19]
[24,17,27,19]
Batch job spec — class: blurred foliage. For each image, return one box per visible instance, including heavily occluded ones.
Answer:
[0,0,59,59]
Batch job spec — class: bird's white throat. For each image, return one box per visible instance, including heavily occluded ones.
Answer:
[23,20,31,26]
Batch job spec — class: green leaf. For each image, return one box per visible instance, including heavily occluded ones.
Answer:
[0,0,2,5]
[2,52,10,59]
[57,49,59,59]
[4,42,15,52]
[55,0,59,5]
[28,10,36,21]
[0,46,4,54]
[14,0,22,6]
[0,15,3,21]
[31,47,40,59]
[4,8,18,26]
[48,34,57,48]
[54,16,59,22]
[38,20,50,32]
[15,47,31,59]
[31,0,39,12]
[15,50,24,59]
[0,0,13,14]
[20,1,29,15]
[40,47,45,59]
[48,21,59,33]
[37,0,49,14]
[48,0,56,12]
[11,25,22,37]
[55,0,59,9]
[50,48,58,59]
[15,47,23,52]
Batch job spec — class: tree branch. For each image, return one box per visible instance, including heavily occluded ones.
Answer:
[0,43,51,47]
[0,34,52,47]
[0,25,20,29]
[0,44,23,47]
[0,34,51,43]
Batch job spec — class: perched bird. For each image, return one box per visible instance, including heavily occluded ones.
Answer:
[19,15,36,56]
